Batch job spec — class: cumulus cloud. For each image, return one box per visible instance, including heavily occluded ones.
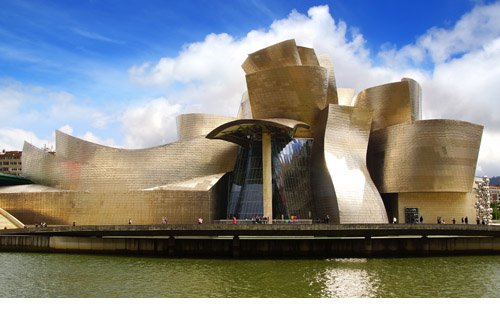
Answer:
[0,128,52,151]
[126,4,500,175]
[121,97,182,148]
[379,2,500,66]
[3,4,498,176]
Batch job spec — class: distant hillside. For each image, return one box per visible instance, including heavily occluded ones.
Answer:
[490,176,500,186]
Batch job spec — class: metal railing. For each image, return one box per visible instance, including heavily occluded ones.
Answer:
[214,219,326,225]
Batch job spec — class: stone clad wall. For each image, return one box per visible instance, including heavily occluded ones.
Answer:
[0,186,225,225]
[397,192,476,225]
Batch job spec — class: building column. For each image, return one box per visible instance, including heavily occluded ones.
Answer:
[262,132,273,223]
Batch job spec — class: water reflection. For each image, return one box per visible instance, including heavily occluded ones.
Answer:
[310,258,378,298]
[2,253,500,297]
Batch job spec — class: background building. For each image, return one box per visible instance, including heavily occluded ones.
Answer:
[0,150,22,176]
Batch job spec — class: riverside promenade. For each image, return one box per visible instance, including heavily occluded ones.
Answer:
[1,223,500,257]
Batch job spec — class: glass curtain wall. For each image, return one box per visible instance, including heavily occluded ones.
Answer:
[227,138,314,220]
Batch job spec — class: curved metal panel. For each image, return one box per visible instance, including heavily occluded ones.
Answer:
[312,105,388,224]
[297,46,320,66]
[317,54,338,105]
[24,131,238,193]
[237,91,252,119]
[176,113,236,141]
[367,120,483,193]
[353,79,421,132]
[241,39,301,75]
[337,88,355,106]
[246,65,328,137]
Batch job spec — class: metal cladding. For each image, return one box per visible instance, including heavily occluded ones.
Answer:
[241,39,302,74]
[176,113,236,141]
[246,66,328,138]
[367,120,483,193]
[337,88,355,106]
[312,105,388,224]
[243,40,337,138]
[353,79,422,132]
[0,39,484,226]
[23,129,237,193]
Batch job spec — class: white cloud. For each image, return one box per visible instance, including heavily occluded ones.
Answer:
[477,130,500,177]
[3,4,499,177]
[0,85,26,118]
[0,128,52,151]
[80,131,117,147]
[121,97,182,148]
[379,2,500,65]
[124,4,500,177]
[58,124,74,135]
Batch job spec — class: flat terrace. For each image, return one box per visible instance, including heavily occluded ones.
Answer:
[1,223,500,238]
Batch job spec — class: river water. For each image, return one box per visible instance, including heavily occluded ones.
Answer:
[1,252,499,297]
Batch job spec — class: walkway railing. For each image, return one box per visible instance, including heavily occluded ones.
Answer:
[214,219,325,225]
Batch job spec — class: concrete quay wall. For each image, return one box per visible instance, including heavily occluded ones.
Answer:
[2,235,500,258]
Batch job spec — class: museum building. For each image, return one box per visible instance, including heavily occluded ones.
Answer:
[0,40,483,226]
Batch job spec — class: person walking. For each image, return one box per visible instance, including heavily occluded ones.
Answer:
[198,217,203,224]
[232,216,236,224]
[465,216,468,224]
[452,218,456,224]
[128,219,132,225]
[461,217,464,224]
[393,217,397,224]
[420,216,423,224]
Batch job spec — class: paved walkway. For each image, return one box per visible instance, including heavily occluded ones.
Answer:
[1,223,500,238]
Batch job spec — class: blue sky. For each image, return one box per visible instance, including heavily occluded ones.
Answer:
[1,0,500,175]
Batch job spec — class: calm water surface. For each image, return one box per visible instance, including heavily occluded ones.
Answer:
[1,252,499,297]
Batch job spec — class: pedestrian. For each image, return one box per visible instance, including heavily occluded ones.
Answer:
[233,216,236,224]
[452,218,456,224]
[461,217,464,224]
[72,221,76,226]
[393,217,397,224]
[325,215,330,224]
[482,219,485,225]
[420,216,423,224]
[161,217,167,224]
[477,218,480,225]
[198,217,203,224]
[129,219,132,225]
[465,216,468,224]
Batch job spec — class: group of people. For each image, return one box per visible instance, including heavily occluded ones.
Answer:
[35,222,47,228]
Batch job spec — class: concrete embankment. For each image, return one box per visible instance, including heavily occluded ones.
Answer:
[2,224,500,257]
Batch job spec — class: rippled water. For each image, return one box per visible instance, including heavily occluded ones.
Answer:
[1,252,499,297]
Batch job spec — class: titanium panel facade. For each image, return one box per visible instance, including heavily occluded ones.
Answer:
[317,54,338,105]
[353,79,421,132]
[367,120,483,193]
[237,91,252,119]
[23,129,238,193]
[0,39,484,226]
[246,66,328,137]
[337,88,355,106]
[241,39,302,75]
[177,114,236,141]
[312,105,388,224]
